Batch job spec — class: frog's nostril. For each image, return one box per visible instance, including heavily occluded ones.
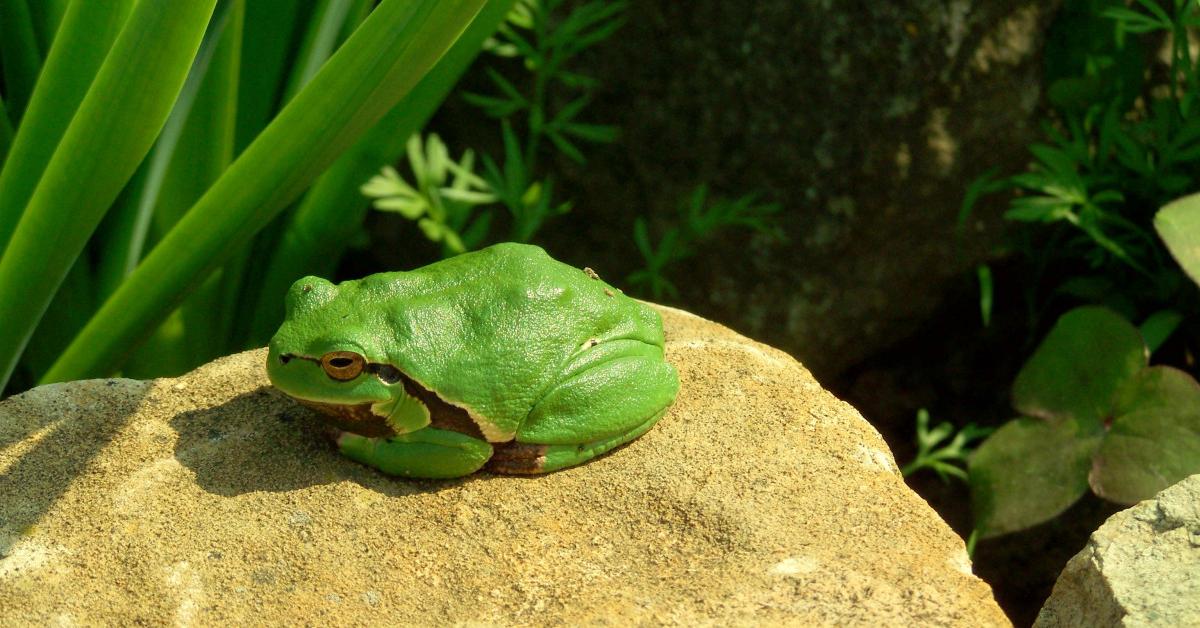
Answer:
[279,354,292,365]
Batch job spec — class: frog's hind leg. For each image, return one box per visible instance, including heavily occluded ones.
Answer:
[488,406,667,474]
[488,338,679,474]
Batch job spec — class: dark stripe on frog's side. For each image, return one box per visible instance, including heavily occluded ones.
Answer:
[300,367,486,441]
[297,398,395,437]
[486,441,548,474]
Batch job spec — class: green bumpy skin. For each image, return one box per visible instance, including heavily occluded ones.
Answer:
[266,243,679,479]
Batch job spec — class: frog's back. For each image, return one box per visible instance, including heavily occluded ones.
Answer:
[374,243,663,441]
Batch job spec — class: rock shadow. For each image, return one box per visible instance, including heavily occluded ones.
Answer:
[169,387,478,497]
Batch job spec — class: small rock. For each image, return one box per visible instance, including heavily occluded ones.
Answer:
[1036,474,1200,627]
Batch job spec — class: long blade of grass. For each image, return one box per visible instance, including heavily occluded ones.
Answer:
[0,0,43,121]
[18,256,93,381]
[0,0,135,254]
[234,0,305,152]
[0,96,13,166]
[42,0,491,384]
[27,0,67,55]
[278,0,356,104]
[0,0,218,390]
[243,0,516,345]
[112,1,244,379]
[223,0,375,349]
[159,1,245,374]
[231,0,370,344]
[340,0,376,40]
[95,1,236,299]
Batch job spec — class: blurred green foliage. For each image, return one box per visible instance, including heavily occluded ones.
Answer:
[628,185,784,300]
[962,0,1200,341]
[363,0,618,256]
[961,0,1200,538]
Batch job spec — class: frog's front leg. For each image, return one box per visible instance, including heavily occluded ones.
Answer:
[335,427,493,479]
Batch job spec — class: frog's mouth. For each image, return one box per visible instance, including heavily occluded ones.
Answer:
[297,399,397,437]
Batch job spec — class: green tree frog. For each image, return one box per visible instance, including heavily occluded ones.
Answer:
[267,243,679,479]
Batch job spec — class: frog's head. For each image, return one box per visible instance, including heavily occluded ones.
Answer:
[266,276,403,410]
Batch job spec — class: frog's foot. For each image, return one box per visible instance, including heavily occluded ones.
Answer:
[487,406,666,474]
[335,427,493,479]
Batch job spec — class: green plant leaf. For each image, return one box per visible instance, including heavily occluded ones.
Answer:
[235,0,305,151]
[482,65,528,106]
[96,1,237,300]
[1131,0,1171,26]
[0,0,135,253]
[977,264,993,327]
[1103,7,1169,33]
[546,128,585,163]
[155,2,246,374]
[279,0,357,105]
[0,0,44,121]
[41,0,493,384]
[461,90,525,117]
[373,196,428,219]
[969,416,1103,538]
[632,217,653,261]
[0,97,13,165]
[1047,77,1105,111]
[0,0,218,390]
[1155,191,1200,286]
[439,188,496,204]
[1028,143,1080,180]
[561,121,618,143]
[1004,196,1073,222]
[1089,366,1200,504]
[27,0,67,56]
[957,167,1005,230]
[1012,306,1146,427]
[1139,309,1183,354]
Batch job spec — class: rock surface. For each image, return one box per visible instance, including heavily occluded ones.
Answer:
[1035,474,1200,627]
[0,306,1007,626]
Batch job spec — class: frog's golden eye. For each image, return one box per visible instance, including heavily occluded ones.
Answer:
[320,351,364,381]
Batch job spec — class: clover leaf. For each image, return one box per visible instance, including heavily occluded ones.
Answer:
[969,306,1200,537]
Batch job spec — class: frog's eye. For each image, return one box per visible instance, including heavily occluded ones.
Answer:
[320,351,364,381]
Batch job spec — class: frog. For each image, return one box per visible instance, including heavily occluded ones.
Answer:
[266,242,679,479]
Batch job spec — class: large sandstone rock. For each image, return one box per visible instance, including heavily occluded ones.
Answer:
[0,306,1007,625]
[1036,474,1200,627]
